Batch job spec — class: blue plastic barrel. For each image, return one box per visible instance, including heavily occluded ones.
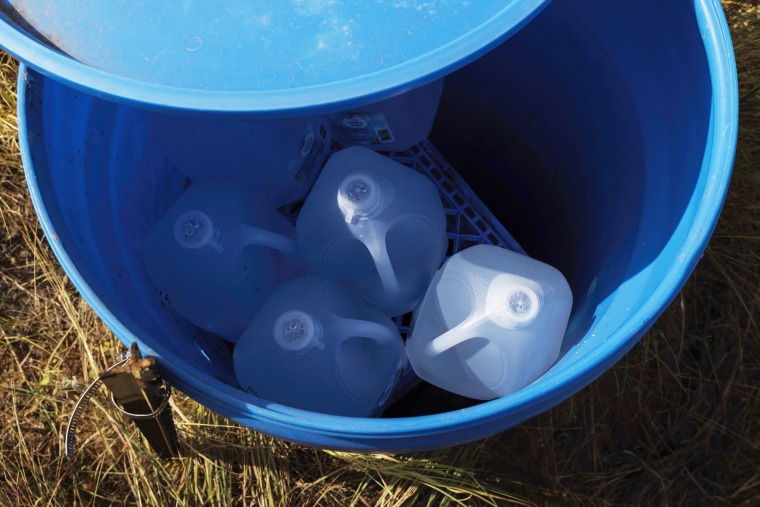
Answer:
[17,0,736,452]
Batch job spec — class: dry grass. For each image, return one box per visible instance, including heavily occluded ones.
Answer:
[2,2,759,506]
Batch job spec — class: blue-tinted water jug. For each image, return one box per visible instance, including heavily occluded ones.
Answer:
[234,274,407,416]
[296,146,448,317]
[406,244,573,400]
[142,181,308,341]
[327,80,443,152]
[149,115,331,208]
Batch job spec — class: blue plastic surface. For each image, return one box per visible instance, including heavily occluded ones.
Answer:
[0,0,548,115]
[18,0,737,452]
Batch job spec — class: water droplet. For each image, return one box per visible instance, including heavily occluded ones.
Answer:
[185,35,203,52]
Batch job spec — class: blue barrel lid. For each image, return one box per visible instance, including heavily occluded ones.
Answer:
[0,0,548,116]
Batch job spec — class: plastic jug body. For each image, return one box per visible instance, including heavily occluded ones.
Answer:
[406,244,573,400]
[296,146,448,316]
[327,79,443,152]
[233,274,407,416]
[149,114,331,208]
[142,181,307,341]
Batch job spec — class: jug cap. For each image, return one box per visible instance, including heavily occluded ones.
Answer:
[173,210,223,252]
[486,275,542,328]
[273,310,324,354]
[338,172,388,224]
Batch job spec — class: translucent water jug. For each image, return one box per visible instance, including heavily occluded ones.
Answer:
[148,115,331,207]
[327,79,443,152]
[142,181,307,342]
[233,274,407,417]
[296,146,448,317]
[406,244,573,400]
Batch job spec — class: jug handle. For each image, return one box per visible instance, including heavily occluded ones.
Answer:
[241,225,300,258]
[425,313,489,355]
[334,317,399,348]
[359,221,401,294]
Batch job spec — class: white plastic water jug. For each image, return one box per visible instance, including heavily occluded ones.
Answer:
[142,181,308,342]
[148,114,331,207]
[405,244,573,400]
[296,146,448,317]
[233,274,407,417]
[327,79,443,152]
